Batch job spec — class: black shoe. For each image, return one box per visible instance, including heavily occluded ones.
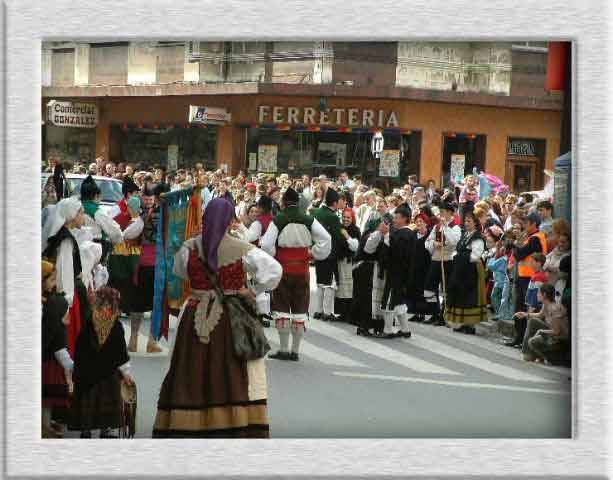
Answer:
[288,352,299,361]
[356,327,372,337]
[313,312,323,320]
[422,315,436,325]
[99,428,118,439]
[258,316,271,328]
[323,314,337,322]
[434,317,447,326]
[396,330,412,338]
[463,326,476,335]
[503,338,521,347]
[374,331,396,339]
[269,351,291,361]
[80,430,92,439]
[453,325,465,332]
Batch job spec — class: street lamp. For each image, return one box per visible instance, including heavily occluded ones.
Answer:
[371,130,384,159]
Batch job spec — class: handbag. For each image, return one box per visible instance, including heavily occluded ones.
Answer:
[202,261,271,361]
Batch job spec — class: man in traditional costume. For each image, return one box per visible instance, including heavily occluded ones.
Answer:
[260,187,331,361]
[311,188,344,322]
[130,183,167,353]
[153,198,282,438]
[423,201,461,326]
[107,196,145,351]
[245,195,275,327]
[378,206,417,338]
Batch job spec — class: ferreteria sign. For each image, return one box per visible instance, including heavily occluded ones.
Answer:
[258,105,399,128]
[47,100,98,128]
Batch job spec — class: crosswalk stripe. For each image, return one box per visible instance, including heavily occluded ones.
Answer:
[307,319,460,376]
[409,322,571,378]
[332,372,571,396]
[266,335,367,368]
[403,336,558,384]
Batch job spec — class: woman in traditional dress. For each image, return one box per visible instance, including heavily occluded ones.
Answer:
[335,208,360,323]
[153,198,282,438]
[42,198,96,358]
[69,287,134,438]
[445,211,488,334]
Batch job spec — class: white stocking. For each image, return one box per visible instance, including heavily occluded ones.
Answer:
[323,287,336,315]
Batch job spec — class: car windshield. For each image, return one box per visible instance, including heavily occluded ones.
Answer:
[42,175,123,203]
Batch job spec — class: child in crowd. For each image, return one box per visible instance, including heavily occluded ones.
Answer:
[42,260,73,438]
[70,287,134,438]
[525,252,548,313]
[486,239,511,320]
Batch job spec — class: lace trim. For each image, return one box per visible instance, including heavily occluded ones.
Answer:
[190,289,224,345]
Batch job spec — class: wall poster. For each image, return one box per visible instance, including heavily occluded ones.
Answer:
[258,144,278,172]
[379,149,400,177]
[450,153,466,182]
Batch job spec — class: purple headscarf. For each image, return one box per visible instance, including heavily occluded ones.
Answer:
[202,198,235,272]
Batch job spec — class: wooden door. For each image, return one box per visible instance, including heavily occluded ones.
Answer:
[507,158,538,193]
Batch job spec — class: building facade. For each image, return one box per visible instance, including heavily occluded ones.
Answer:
[42,41,562,191]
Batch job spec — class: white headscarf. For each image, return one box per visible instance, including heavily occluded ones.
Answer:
[42,197,82,251]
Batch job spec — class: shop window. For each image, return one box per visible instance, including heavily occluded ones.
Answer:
[442,133,487,186]
[44,125,96,169]
[245,128,422,183]
[111,125,217,171]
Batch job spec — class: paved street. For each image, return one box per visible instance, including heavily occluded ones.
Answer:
[118,270,571,439]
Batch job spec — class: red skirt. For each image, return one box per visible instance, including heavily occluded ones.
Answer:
[68,292,82,357]
[42,359,70,409]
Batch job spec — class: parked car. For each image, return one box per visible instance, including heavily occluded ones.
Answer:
[41,173,123,215]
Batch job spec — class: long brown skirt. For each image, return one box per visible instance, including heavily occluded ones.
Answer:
[152,301,269,438]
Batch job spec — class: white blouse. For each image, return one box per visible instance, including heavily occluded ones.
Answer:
[173,237,282,296]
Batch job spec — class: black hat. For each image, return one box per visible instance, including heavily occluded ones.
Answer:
[122,176,140,197]
[440,201,456,213]
[325,187,340,205]
[257,195,273,213]
[80,175,100,201]
[282,187,299,205]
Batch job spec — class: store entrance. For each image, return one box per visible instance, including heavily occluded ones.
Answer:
[441,133,487,185]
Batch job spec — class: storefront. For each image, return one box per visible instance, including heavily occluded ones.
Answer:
[43,100,98,168]
[41,90,562,188]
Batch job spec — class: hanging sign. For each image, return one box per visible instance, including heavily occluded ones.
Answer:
[189,105,232,125]
[379,149,400,177]
[258,145,278,173]
[450,154,466,182]
[47,101,98,128]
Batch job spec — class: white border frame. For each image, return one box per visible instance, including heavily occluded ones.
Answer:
[3,0,611,477]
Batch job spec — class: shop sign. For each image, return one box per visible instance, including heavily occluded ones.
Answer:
[508,139,536,156]
[189,106,232,125]
[258,105,399,128]
[47,100,98,128]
